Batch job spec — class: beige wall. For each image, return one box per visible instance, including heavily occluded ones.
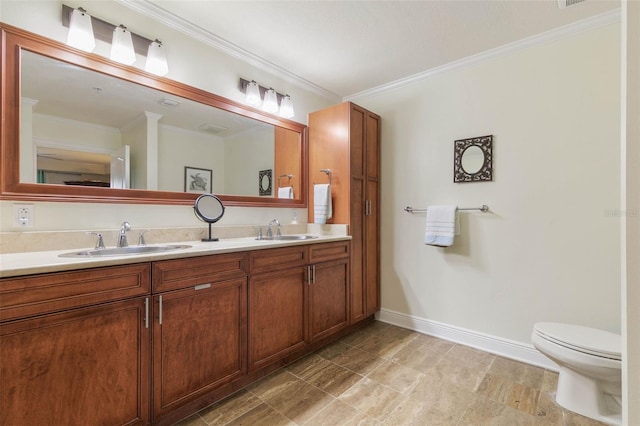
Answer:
[355,23,621,344]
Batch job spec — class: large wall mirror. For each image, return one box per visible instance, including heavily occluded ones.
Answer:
[1,24,307,207]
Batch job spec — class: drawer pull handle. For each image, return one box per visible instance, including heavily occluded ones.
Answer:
[195,283,211,290]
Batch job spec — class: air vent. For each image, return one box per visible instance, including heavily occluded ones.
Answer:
[558,0,586,8]
[198,123,228,135]
[158,98,180,108]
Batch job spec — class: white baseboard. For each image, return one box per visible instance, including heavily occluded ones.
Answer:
[376,308,559,372]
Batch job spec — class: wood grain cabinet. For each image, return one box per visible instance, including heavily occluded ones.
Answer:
[0,264,151,426]
[248,242,350,370]
[307,241,350,342]
[151,253,248,420]
[248,245,309,371]
[309,102,381,323]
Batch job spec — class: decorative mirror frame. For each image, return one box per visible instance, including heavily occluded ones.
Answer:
[453,135,493,183]
[0,24,308,208]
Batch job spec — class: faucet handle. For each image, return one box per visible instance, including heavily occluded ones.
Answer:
[138,231,147,246]
[256,226,263,240]
[87,232,105,250]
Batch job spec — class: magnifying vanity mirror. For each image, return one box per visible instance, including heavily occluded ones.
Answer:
[453,135,493,183]
[0,24,307,208]
[194,194,225,242]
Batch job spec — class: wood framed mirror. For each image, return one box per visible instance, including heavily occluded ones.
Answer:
[0,24,307,207]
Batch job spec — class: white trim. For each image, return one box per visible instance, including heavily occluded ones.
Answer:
[115,0,341,102]
[346,9,621,101]
[376,308,559,371]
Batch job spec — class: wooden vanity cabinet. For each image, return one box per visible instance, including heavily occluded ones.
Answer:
[307,241,350,342]
[248,242,350,370]
[151,253,248,420]
[248,245,309,371]
[0,264,151,426]
[309,102,381,323]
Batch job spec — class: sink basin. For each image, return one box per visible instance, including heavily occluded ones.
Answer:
[59,244,192,258]
[256,235,319,241]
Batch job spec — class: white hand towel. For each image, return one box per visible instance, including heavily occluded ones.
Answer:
[278,186,293,199]
[313,184,332,224]
[424,205,458,247]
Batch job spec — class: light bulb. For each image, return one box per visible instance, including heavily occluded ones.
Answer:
[110,25,136,65]
[145,40,168,76]
[67,7,95,52]
[245,81,261,106]
[279,94,294,119]
[262,88,278,114]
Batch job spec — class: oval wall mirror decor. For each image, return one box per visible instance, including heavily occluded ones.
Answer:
[453,135,493,183]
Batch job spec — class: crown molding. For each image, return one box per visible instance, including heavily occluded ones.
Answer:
[345,8,621,101]
[115,0,341,102]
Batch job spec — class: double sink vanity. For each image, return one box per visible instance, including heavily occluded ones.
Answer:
[0,231,366,426]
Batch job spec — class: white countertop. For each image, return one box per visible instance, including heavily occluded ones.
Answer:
[0,235,351,278]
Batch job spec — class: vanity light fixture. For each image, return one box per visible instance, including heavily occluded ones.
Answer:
[110,25,136,65]
[62,5,167,73]
[279,94,295,119]
[262,88,279,114]
[238,78,295,118]
[66,7,95,52]
[145,39,168,76]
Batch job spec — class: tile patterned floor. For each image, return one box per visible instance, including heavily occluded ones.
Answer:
[174,321,607,426]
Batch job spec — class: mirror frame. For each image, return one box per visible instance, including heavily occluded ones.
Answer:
[0,24,308,207]
[453,135,493,183]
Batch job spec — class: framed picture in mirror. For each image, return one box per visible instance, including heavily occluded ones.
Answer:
[259,169,273,196]
[454,135,493,183]
[185,166,212,193]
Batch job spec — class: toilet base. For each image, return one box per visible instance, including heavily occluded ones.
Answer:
[556,366,621,426]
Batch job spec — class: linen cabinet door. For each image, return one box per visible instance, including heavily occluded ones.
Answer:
[0,297,150,426]
[152,277,247,420]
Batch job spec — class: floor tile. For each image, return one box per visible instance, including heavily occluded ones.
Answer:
[330,346,386,375]
[224,403,296,426]
[384,395,464,426]
[367,360,424,394]
[338,376,404,420]
[409,375,476,415]
[198,389,262,425]
[488,356,545,389]
[304,399,377,426]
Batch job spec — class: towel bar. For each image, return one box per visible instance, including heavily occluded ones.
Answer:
[404,205,489,213]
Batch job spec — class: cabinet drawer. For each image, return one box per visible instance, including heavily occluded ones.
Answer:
[309,241,350,263]
[0,263,151,322]
[153,252,248,293]
[249,245,308,275]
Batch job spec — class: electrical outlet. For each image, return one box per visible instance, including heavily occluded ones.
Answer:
[13,204,34,227]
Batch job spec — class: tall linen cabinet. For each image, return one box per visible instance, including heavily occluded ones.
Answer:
[308,102,381,323]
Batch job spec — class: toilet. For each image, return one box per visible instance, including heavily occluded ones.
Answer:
[531,322,622,426]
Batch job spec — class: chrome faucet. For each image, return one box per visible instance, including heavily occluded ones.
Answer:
[266,219,281,239]
[118,221,131,247]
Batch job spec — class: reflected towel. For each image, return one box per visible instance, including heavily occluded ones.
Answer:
[424,205,457,247]
[278,186,293,199]
[313,184,332,224]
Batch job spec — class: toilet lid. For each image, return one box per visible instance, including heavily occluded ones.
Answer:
[534,322,621,360]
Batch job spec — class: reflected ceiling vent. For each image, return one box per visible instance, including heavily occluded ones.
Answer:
[557,0,585,8]
[198,123,228,135]
[158,98,180,108]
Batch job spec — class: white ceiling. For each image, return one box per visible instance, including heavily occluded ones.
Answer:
[122,0,620,99]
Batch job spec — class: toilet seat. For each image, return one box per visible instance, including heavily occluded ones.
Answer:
[533,322,621,361]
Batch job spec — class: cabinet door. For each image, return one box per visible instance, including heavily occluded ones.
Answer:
[248,266,307,371]
[0,297,150,426]
[152,277,247,419]
[308,257,350,342]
